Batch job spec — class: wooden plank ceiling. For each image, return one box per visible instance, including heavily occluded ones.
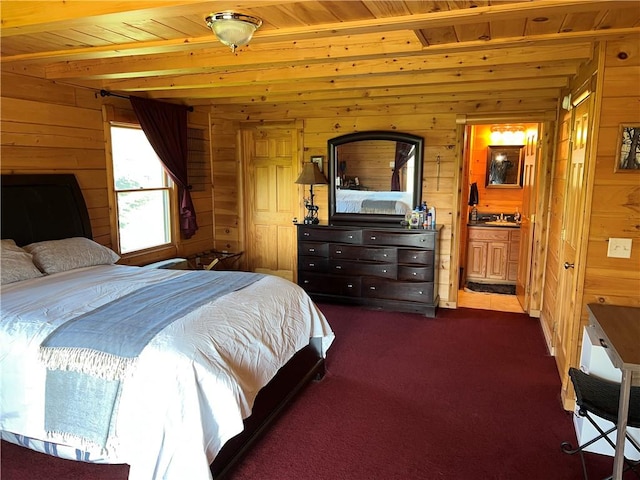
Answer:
[2,0,639,107]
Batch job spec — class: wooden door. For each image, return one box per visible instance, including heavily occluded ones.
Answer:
[516,127,539,310]
[555,98,590,407]
[242,123,300,281]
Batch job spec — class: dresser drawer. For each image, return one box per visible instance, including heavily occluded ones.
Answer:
[398,249,434,265]
[363,230,435,249]
[299,242,329,257]
[298,226,361,244]
[398,265,434,281]
[330,259,397,279]
[330,244,397,263]
[362,278,434,303]
[298,255,328,272]
[298,272,361,297]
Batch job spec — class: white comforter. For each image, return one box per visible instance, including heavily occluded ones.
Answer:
[336,189,412,214]
[0,264,334,480]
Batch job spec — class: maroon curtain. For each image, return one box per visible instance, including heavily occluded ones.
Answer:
[130,96,198,238]
[391,142,414,191]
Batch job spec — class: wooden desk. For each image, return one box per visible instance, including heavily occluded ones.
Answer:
[586,303,640,480]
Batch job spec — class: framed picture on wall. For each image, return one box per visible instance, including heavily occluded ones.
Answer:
[311,155,324,172]
[614,125,640,172]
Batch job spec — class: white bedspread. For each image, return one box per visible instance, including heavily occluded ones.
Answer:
[0,264,334,480]
[336,189,412,214]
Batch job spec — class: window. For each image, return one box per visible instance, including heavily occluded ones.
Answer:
[110,125,172,254]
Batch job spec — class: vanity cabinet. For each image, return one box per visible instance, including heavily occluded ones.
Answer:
[297,224,440,317]
[466,226,520,284]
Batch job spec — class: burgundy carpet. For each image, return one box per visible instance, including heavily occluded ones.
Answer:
[1,305,621,479]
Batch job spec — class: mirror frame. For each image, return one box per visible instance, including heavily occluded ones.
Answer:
[485,145,524,188]
[328,131,424,226]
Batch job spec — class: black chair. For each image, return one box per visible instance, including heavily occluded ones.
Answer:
[561,367,640,479]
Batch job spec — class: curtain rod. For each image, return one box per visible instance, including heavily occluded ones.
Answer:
[99,89,193,112]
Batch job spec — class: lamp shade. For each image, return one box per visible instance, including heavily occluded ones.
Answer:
[205,12,262,52]
[295,162,327,185]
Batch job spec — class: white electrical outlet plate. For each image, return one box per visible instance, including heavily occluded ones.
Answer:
[607,238,632,259]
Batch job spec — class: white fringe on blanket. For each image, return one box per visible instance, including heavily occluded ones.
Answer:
[39,347,136,381]
[44,428,120,458]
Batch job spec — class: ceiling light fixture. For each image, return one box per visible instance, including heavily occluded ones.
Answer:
[205,11,262,53]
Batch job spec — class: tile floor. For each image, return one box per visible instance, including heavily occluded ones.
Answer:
[457,288,524,313]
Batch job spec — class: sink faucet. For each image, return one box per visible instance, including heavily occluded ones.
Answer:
[500,213,504,221]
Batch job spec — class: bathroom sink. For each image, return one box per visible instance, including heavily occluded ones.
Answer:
[483,220,519,226]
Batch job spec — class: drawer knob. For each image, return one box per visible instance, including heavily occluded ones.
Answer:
[369,286,376,290]
[336,249,342,254]
[304,232,310,236]
[412,256,417,259]
[383,254,387,257]
[303,280,309,284]
[382,269,387,273]
[309,263,315,267]
[309,248,315,252]
[370,236,377,240]
[420,238,425,242]
[335,265,342,270]
[347,283,353,288]
[412,272,417,276]
[348,235,353,239]
[418,291,423,295]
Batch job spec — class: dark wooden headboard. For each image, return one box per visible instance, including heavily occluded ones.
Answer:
[1,174,92,247]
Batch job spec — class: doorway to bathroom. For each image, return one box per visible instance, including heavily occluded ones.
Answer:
[456,120,552,315]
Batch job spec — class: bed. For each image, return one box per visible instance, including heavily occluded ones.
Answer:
[335,189,413,214]
[0,174,335,480]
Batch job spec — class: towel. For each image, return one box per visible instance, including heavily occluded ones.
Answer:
[468,182,479,206]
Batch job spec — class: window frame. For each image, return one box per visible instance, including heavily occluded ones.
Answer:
[106,121,179,261]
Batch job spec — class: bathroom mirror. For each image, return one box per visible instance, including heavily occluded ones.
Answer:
[328,131,423,226]
[486,145,524,188]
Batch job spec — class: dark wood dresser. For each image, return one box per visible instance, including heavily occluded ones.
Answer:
[296,224,440,317]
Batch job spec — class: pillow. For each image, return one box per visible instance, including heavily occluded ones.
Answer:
[1,239,44,285]
[24,237,120,274]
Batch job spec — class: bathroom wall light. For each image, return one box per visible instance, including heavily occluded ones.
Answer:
[205,12,262,52]
[490,125,525,145]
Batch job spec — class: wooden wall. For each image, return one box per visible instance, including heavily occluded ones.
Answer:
[0,72,214,265]
[209,95,559,306]
[210,119,243,255]
[581,38,640,310]
[538,37,640,403]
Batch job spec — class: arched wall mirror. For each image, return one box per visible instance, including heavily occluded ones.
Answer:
[328,131,424,226]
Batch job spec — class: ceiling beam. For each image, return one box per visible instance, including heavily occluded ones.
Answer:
[186,85,564,106]
[115,62,578,98]
[97,43,589,92]
[45,39,592,82]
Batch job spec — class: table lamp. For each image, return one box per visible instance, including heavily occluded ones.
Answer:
[294,162,327,224]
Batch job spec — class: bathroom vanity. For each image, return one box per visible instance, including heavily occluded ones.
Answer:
[466,223,520,284]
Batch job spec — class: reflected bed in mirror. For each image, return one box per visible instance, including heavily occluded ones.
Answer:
[486,145,524,188]
[328,131,424,226]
